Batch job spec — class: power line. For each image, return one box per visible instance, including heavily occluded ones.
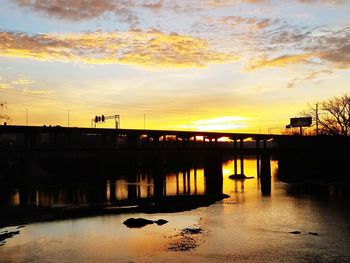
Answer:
[0,88,207,115]
[0,89,291,126]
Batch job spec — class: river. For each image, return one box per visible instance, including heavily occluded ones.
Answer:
[1,157,350,262]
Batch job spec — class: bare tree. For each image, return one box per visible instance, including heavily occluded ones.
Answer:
[304,95,350,136]
[0,102,10,124]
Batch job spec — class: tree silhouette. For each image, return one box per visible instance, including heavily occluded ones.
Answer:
[305,94,350,136]
[0,102,10,124]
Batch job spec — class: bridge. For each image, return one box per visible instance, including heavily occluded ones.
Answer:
[1,125,350,185]
[0,125,280,152]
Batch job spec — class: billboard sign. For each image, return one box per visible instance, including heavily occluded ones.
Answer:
[290,117,312,127]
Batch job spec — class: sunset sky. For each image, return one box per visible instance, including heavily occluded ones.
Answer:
[1,0,349,133]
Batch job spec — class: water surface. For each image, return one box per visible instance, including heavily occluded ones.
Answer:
[1,157,350,263]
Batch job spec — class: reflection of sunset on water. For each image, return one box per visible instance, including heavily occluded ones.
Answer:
[166,169,205,196]
[7,158,276,208]
[222,157,278,204]
[2,154,350,263]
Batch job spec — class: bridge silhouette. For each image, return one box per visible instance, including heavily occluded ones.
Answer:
[1,125,350,185]
[1,125,350,225]
[0,125,279,151]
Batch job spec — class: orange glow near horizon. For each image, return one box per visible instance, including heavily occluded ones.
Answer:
[1,1,349,134]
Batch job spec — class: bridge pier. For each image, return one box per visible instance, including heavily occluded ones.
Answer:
[108,180,116,203]
[234,155,238,175]
[153,165,166,199]
[260,153,271,196]
[204,153,223,195]
[232,155,245,176]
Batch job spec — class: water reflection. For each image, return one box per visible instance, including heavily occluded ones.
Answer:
[1,168,208,209]
[2,155,350,263]
[0,156,278,210]
[222,158,270,204]
[165,170,205,196]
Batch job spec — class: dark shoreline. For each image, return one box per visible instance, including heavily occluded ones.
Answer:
[0,194,229,229]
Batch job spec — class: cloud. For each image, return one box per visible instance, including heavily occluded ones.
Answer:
[298,0,343,4]
[22,88,53,95]
[0,30,238,68]
[200,0,268,8]
[286,69,333,89]
[141,0,164,11]
[248,53,318,70]
[13,0,139,25]
[245,20,350,70]
[11,78,34,85]
[9,1,350,71]
[0,83,10,89]
[13,0,343,25]
[211,16,277,30]
[177,116,250,131]
[321,45,350,69]
[0,74,34,88]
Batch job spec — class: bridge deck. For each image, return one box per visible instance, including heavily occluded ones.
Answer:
[0,125,281,139]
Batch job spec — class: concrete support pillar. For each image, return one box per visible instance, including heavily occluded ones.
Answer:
[234,155,238,175]
[154,169,165,199]
[109,181,116,202]
[260,154,271,196]
[257,154,260,178]
[128,174,137,200]
[182,170,186,194]
[204,153,223,195]
[176,172,179,195]
[187,169,191,194]
[194,169,197,195]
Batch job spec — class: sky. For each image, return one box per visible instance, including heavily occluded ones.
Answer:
[0,0,350,133]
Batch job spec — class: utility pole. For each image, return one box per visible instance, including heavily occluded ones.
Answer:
[68,109,70,128]
[26,108,28,126]
[144,114,146,130]
[316,103,319,135]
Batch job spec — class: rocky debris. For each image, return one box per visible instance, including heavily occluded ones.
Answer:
[169,227,205,252]
[229,174,254,180]
[0,230,20,243]
[289,230,320,236]
[123,218,168,228]
[169,236,197,252]
[123,218,154,228]
[155,219,168,226]
[181,227,204,235]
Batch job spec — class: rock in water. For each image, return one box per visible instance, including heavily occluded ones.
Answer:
[0,230,20,242]
[123,218,154,228]
[155,219,168,226]
[289,230,301,234]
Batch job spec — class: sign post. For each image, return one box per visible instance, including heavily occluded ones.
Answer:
[287,117,312,135]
